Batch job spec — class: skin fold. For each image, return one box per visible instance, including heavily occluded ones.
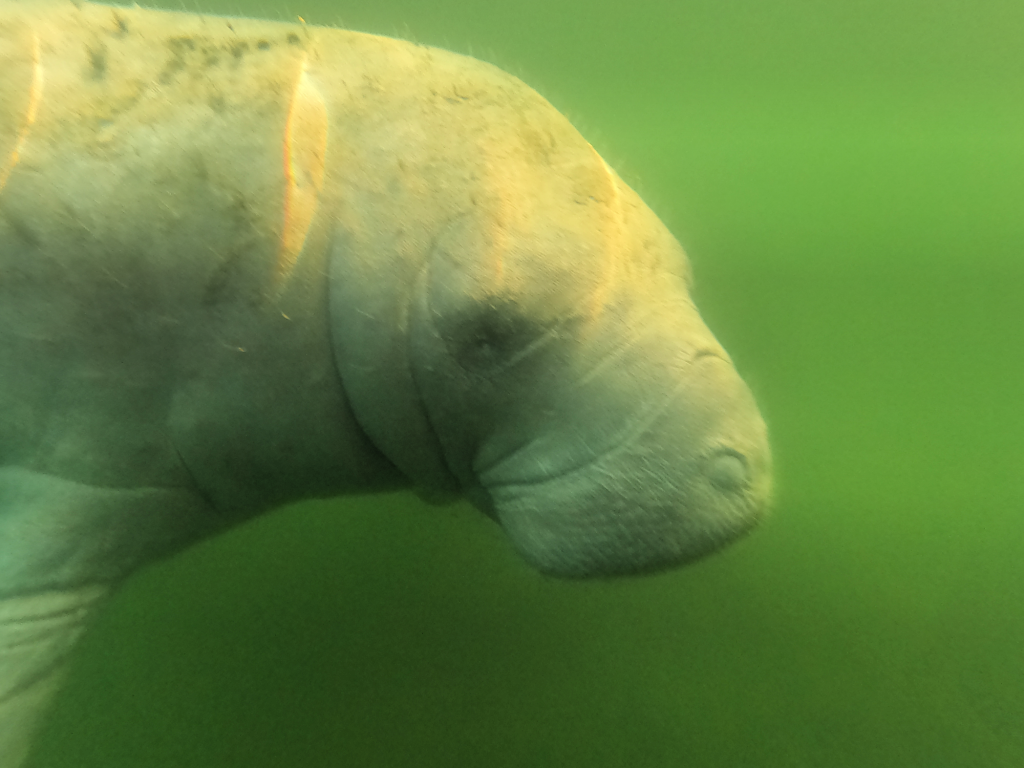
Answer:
[0,1,772,763]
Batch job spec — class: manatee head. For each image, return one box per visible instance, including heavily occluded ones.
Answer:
[329,53,771,578]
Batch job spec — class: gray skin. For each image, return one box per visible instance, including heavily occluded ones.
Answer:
[0,1,771,763]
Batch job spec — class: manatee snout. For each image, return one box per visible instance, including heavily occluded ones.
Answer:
[479,341,772,578]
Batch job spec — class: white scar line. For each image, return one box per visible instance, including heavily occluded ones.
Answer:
[0,31,44,195]
[276,54,328,285]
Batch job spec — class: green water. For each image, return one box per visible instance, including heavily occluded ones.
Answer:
[31,0,1023,766]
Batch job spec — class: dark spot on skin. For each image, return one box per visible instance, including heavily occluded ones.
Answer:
[160,37,197,83]
[287,33,301,45]
[230,42,248,59]
[256,39,271,51]
[169,36,196,52]
[209,94,226,112]
[87,46,107,80]
[111,12,128,37]
[159,65,181,85]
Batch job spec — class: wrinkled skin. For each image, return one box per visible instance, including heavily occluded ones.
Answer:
[0,1,771,764]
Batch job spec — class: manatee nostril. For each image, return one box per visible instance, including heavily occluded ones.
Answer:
[707,450,748,492]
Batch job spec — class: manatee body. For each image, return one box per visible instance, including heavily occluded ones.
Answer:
[0,1,771,763]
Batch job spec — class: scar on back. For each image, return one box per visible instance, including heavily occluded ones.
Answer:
[276,54,328,286]
[0,30,44,195]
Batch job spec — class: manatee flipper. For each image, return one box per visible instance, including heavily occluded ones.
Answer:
[0,586,110,767]
[0,467,217,765]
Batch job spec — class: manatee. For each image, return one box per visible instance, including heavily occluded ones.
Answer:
[0,1,772,763]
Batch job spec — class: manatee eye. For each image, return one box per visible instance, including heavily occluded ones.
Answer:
[445,300,541,375]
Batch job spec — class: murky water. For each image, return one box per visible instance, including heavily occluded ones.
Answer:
[30,0,1023,765]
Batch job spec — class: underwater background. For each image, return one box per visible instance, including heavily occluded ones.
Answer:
[30,0,1023,766]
